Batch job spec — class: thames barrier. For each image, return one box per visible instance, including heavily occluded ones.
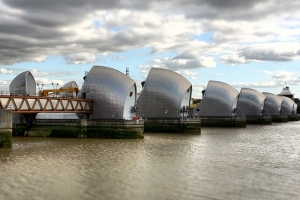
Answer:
[0,65,299,148]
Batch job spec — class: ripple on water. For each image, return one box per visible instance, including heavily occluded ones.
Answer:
[1,123,300,200]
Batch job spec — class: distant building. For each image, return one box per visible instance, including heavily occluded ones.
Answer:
[278,86,294,99]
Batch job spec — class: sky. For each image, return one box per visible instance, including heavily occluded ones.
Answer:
[1,0,300,98]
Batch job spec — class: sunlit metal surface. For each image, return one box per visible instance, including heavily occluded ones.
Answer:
[237,88,266,116]
[195,80,239,117]
[262,92,283,116]
[9,71,36,96]
[279,96,296,115]
[80,66,136,120]
[137,68,192,118]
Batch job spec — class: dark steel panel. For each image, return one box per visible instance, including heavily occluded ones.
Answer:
[195,80,239,117]
[262,92,282,116]
[237,88,265,116]
[137,68,192,119]
[80,66,136,120]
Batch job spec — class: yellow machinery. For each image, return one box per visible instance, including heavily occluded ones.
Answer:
[38,87,80,97]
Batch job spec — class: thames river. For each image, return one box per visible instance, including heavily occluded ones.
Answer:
[1,122,300,200]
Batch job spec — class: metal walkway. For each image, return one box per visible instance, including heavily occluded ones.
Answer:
[0,95,92,114]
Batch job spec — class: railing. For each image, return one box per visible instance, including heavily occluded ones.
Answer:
[0,95,92,114]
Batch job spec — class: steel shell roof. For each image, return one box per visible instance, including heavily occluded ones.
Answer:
[80,66,136,120]
[137,68,192,119]
[237,88,266,116]
[196,80,239,117]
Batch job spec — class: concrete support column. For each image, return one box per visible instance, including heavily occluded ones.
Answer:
[79,117,87,137]
[0,109,12,148]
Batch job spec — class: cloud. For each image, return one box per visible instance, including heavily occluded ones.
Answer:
[0,80,9,85]
[35,78,64,87]
[220,42,300,65]
[65,53,97,64]
[220,54,247,65]
[0,68,13,74]
[183,70,198,76]
[232,70,300,89]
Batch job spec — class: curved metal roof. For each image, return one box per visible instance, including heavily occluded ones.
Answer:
[137,68,192,119]
[9,71,36,96]
[195,80,239,117]
[292,103,298,114]
[262,92,283,116]
[60,81,79,98]
[80,66,137,120]
[237,88,266,116]
[279,96,295,115]
[62,81,78,89]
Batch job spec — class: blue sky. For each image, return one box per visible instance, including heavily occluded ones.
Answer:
[1,0,300,98]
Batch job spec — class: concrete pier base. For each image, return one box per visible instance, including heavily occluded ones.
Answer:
[87,119,144,139]
[246,116,272,125]
[272,115,288,122]
[200,116,247,127]
[288,115,299,121]
[144,119,201,134]
[0,109,12,148]
[27,119,85,138]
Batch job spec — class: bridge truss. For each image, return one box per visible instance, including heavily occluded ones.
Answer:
[0,95,92,114]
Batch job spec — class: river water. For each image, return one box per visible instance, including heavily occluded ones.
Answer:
[1,122,300,200]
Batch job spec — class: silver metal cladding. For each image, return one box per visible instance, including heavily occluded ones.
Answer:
[9,71,36,96]
[80,66,136,120]
[196,80,239,117]
[262,92,283,116]
[237,88,266,116]
[136,68,192,119]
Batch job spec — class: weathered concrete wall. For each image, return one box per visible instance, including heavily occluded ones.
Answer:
[0,109,12,148]
[246,116,272,125]
[201,116,247,127]
[144,119,201,134]
[27,119,86,138]
[87,119,144,139]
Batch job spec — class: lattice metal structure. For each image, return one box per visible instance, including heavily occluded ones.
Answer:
[9,71,36,96]
[137,68,192,119]
[279,96,296,115]
[0,95,92,114]
[195,80,239,117]
[262,92,283,116]
[80,66,136,120]
[237,88,266,116]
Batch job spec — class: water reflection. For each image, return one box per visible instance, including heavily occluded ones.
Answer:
[1,123,300,200]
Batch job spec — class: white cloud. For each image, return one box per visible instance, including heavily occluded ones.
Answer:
[220,54,247,65]
[0,68,13,74]
[65,53,97,64]
[183,70,198,76]
[35,78,64,87]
